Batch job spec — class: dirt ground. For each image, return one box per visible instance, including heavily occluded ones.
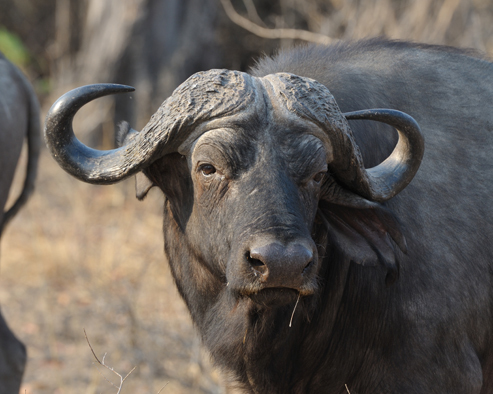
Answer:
[1,149,228,394]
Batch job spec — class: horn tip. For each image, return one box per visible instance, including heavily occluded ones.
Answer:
[109,83,136,93]
[46,83,136,121]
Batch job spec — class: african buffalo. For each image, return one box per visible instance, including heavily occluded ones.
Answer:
[44,39,493,393]
[0,53,40,393]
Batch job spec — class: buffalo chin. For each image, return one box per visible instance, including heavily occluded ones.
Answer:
[248,288,301,308]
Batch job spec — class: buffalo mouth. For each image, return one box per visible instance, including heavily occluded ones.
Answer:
[247,287,310,308]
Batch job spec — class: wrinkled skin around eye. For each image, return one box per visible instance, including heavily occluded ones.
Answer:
[175,127,329,293]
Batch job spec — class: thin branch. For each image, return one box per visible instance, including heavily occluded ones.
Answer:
[84,329,136,394]
[242,0,266,27]
[220,0,334,45]
[93,358,123,391]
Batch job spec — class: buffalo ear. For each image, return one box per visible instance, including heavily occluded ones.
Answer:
[144,153,193,229]
[135,173,155,200]
[318,201,406,286]
[116,123,156,200]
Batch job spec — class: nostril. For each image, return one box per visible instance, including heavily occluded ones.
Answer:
[247,253,265,267]
[246,251,268,274]
[249,258,265,267]
[302,260,314,274]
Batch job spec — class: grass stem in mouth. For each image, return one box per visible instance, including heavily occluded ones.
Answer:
[289,294,301,327]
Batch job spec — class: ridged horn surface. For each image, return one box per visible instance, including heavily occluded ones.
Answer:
[44,70,258,185]
[261,73,423,202]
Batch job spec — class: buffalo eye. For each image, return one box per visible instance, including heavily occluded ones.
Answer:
[313,171,326,183]
[200,164,216,176]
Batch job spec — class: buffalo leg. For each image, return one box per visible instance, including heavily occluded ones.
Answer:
[0,308,26,393]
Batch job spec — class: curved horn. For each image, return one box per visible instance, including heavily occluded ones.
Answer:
[44,71,258,185]
[260,73,424,203]
[44,84,144,185]
[343,109,424,202]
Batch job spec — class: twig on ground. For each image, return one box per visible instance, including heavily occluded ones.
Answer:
[156,382,169,394]
[219,0,334,45]
[84,329,136,394]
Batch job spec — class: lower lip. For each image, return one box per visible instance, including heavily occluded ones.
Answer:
[248,287,301,307]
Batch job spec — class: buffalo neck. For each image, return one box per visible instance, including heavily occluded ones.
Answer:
[162,203,398,392]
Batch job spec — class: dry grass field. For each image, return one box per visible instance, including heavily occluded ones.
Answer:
[1,148,226,393]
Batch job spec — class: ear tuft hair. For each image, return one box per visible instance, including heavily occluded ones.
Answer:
[116,121,132,147]
[135,172,155,200]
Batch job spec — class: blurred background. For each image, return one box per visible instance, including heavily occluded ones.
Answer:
[1,0,493,393]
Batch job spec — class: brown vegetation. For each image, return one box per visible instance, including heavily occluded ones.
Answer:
[2,151,227,393]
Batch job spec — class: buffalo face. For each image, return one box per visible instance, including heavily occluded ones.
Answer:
[44,69,424,308]
[157,108,330,306]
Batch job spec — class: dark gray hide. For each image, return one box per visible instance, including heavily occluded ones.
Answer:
[0,53,40,392]
[44,39,493,393]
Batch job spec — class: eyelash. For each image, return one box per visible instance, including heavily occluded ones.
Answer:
[199,164,216,176]
[313,171,326,183]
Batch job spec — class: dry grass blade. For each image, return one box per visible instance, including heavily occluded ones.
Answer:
[84,329,136,394]
[289,294,301,327]
[156,382,169,394]
[220,0,334,45]
[345,383,351,393]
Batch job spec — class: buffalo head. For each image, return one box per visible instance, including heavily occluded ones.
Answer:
[44,70,423,307]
